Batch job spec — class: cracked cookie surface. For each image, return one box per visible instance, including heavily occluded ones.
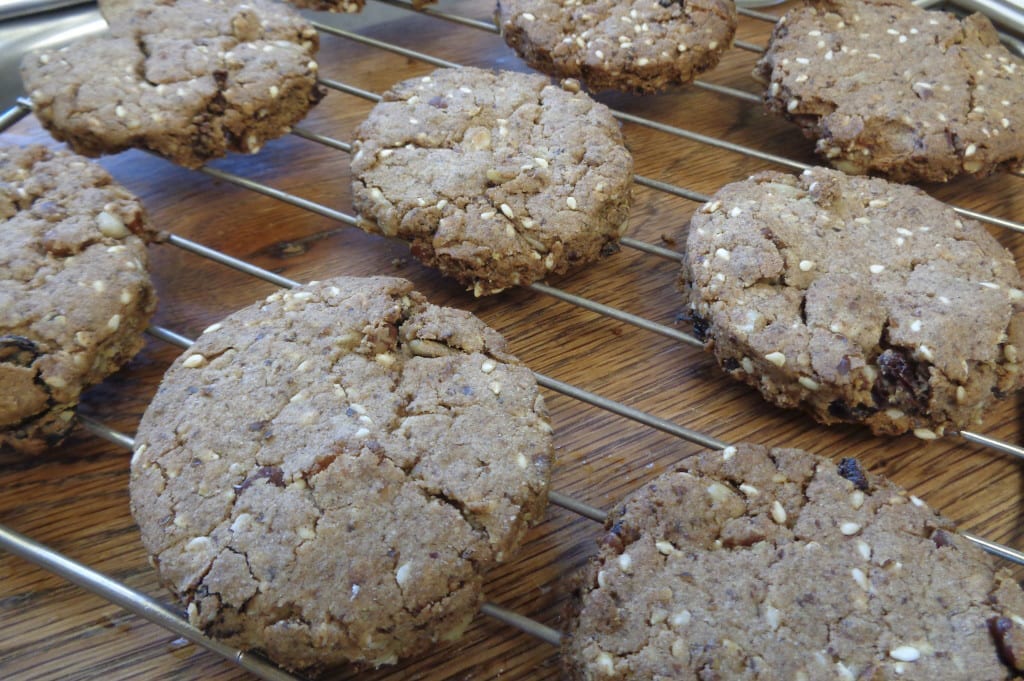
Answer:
[0,144,157,456]
[129,276,554,673]
[497,0,737,94]
[564,443,1024,680]
[680,167,1024,437]
[350,66,633,296]
[20,0,323,169]
[754,0,1024,183]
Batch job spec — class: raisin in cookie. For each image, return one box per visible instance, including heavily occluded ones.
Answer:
[130,276,554,673]
[0,144,157,455]
[498,0,737,94]
[351,66,633,296]
[564,443,1024,680]
[754,0,1024,183]
[20,0,323,169]
[681,167,1024,438]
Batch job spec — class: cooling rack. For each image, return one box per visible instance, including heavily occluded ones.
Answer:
[2,1,1024,679]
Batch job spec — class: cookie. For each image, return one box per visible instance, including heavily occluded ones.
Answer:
[753,0,1024,183]
[680,167,1024,438]
[497,0,737,94]
[20,0,324,169]
[0,144,157,455]
[129,276,554,673]
[564,443,1024,680]
[351,66,633,296]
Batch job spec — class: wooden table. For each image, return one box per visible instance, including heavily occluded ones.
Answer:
[3,2,1024,679]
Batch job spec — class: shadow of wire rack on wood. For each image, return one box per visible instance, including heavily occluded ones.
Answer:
[2,0,1024,679]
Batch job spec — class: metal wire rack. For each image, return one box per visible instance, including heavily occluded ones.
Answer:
[2,1,1024,679]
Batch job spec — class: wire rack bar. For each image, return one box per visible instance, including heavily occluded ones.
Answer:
[0,519,304,681]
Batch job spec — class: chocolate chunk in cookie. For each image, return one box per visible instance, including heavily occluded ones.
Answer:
[0,144,157,455]
[754,0,1024,182]
[351,66,633,296]
[21,0,324,169]
[497,0,737,94]
[680,167,1024,437]
[130,276,554,673]
[564,443,1024,680]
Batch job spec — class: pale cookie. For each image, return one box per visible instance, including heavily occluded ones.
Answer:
[130,276,554,673]
[21,0,324,169]
[754,0,1024,183]
[498,0,737,93]
[681,167,1024,438]
[0,144,157,455]
[564,443,1024,680]
[351,66,633,296]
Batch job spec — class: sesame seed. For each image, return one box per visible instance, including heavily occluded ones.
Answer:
[840,522,862,535]
[707,482,732,503]
[910,320,922,332]
[799,260,815,271]
[618,553,632,572]
[851,567,869,591]
[656,540,676,555]
[913,428,938,440]
[856,540,871,560]
[722,445,737,460]
[889,646,921,662]
[771,501,787,524]
[850,490,865,509]
[964,143,977,157]
[798,376,820,391]
[521,11,535,20]
[869,264,885,274]
[715,248,731,261]
[765,351,786,367]
[739,483,760,497]
[566,196,578,210]
[500,203,514,219]
[182,354,207,368]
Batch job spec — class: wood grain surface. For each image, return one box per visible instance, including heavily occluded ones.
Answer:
[3,1,1024,679]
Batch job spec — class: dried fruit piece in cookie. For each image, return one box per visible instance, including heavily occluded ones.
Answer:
[20,0,324,169]
[754,0,1024,183]
[351,66,633,296]
[564,443,1024,680]
[498,0,737,94]
[0,144,157,455]
[130,276,554,673]
[680,167,1024,437]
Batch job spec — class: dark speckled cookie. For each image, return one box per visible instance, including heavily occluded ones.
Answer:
[498,0,737,94]
[20,0,324,169]
[351,66,634,296]
[754,0,1024,183]
[0,144,157,455]
[681,167,1024,438]
[564,443,1024,680]
[130,276,554,673]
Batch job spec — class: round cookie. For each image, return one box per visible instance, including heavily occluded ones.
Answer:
[497,0,737,94]
[0,144,157,455]
[753,0,1024,183]
[680,167,1024,438]
[129,276,554,673]
[564,443,1024,680]
[20,0,324,169]
[351,66,633,296]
